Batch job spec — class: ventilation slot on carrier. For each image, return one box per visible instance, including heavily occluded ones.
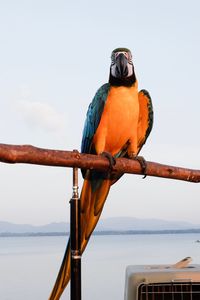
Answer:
[138,282,200,300]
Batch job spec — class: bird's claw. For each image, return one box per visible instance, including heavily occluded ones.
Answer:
[101,151,116,170]
[130,154,147,178]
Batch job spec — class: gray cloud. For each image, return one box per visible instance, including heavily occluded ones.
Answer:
[16,100,66,132]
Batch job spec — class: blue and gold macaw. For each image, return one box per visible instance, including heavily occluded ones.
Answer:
[49,48,153,300]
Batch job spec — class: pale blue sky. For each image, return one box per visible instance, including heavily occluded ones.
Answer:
[0,0,200,225]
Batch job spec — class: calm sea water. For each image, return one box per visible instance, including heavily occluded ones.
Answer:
[1,233,200,300]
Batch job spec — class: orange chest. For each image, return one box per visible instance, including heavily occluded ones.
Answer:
[103,85,139,121]
[93,85,139,154]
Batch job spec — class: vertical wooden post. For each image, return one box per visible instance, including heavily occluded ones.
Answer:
[70,167,81,300]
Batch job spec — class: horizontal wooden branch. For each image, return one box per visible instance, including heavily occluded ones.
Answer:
[0,143,199,183]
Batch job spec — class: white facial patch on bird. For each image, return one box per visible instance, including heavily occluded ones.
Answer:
[127,63,133,77]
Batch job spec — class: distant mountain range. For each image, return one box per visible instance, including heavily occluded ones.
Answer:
[0,221,69,234]
[1,217,200,235]
[96,217,200,231]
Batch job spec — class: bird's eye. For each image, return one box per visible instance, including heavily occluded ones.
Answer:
[123,52,129,59]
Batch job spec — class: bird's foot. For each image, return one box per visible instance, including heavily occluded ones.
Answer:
[129,153,147,178]
[100,151,116,170]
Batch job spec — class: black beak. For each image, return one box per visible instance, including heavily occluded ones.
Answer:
[115,53,128,78]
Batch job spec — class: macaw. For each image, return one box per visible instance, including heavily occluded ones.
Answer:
[49,48,153,300]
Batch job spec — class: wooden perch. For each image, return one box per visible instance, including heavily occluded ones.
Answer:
[0,143,199,183]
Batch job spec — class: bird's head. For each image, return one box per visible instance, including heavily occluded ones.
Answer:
[109,48,136,86]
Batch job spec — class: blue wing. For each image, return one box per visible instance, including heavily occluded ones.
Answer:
[81,83,110,154]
